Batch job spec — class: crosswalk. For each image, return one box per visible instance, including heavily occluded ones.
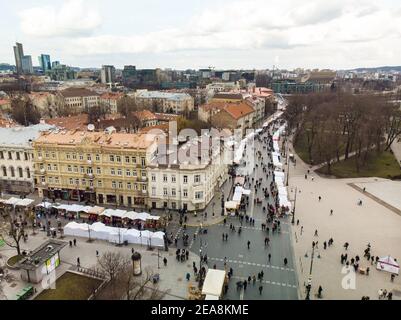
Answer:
[231,276,297,289]
[209,257,295,272]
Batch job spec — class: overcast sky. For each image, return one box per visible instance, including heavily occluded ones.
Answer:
[1,0,400,70]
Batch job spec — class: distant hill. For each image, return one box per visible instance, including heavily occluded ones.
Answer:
[347,66,401,72]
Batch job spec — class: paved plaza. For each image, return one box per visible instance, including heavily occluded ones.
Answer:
[288,142,401,300]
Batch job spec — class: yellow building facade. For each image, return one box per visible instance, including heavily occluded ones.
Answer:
[32,130,160,208]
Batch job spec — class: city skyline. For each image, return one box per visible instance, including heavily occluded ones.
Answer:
[1,0,400,70]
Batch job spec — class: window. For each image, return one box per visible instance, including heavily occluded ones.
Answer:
[26,168,30,179]
[16,152,20,160]
[172,202,177,209]
[134,184,138,190]
[118,181,123,189]
[98,180,103,187]
[10,167,15,177]
[24,152,28,161]
[2,166,6,176]
[79,154,84,160]
[132,170,137,177]
[55,177,59,184]
[41,176,45,183]
[0,151,3,159]
[125,156,130,163]
[18,167,23,178]
[142,185,147,191]
[69,178,74,185]
[141,157,146,166]
[45,152,49,158]
[163,174,168,182]
[195,191,203,199]
[66,153,71,160]
[126,169,131,177]
[48,177,53,183]
[82,179,86,186]
[112,181,116,188]
[53,164,58,171]
[163,188,168,196]
[87,154,92,161]
[89,180,94,187]
[38,151,42,158]
[109,155,115,162]
[151,174,156,182]
[39,164,44,170]
[80,166,85,174]
[75,178,79,185]
[183,175,188,184]
[152,187,156,196]
[47,164,52,171]
[111,168,115,175]
[172,175,176,183]
[96,154,100,161]
[172,188,176,196]
[51,152,56,159]
[117,168,122,176]
[132,156,137,164]
[116,155,121,163]
[96,167,101,174]
[183,189,188,198]
[8,152,12,160]
[87,167,93,174]
[127,182,132,189]
[74,166,78,173]
[194,175,201,183]
[72,153,77,160]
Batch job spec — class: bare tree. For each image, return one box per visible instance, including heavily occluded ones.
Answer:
[0,210,26,256]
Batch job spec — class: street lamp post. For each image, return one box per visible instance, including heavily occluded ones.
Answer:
[291,186,297,224]
[305,244,315,300]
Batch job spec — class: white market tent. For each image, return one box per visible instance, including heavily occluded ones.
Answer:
[376,256,400,274]
[202,269,226,299]
[36,202,54,209]
[123,211,160,221]
[63,222,165,247]
[1,197,34,207]
[232,186,251,203]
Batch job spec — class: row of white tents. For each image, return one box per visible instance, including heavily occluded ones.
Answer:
[64,221,165,247]
[35,202,160,222]
[0,197,35,207]
[272,124,292,211]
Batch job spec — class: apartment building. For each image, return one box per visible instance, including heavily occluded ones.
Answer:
[0,124,55,195]
[147,136,228,212]
[59,88,100,113]
[135,90,194,114]
[33,130,160,208]
[99,92,124,114]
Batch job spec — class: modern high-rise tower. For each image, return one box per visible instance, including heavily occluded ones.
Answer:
[38,54,52,73]
[13,42,24,75]
[101,65,116,84]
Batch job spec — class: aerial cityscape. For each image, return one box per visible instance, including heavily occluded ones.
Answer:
[0,0,400,311]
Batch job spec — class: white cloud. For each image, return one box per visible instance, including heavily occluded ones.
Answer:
[65,0,400,58]
[19,0,101,37]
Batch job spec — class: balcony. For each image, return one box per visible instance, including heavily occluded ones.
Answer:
[84,173,95,180]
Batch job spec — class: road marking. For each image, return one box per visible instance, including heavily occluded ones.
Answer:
[209,257,295,272]
[232,276,297,289]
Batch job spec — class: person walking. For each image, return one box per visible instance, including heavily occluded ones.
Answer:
[186,272,190,281]
[314,229,318,237]
[318,196,321,202]
[317,286,323,298]
[268,253,271,263]
[96,250,99,257]
[323,241,327,250]
[344,242,349,250]
[69,240,72,247]
[284,257,288,266]
[163,257,167,266]
[247,240,251,249]
[259,285,263,295]
[243,280,247,291]
[73,238,77,246]
[76,257,80,267]
[330,209,333,215]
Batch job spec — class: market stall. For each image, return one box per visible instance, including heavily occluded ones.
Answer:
[376,256,400,274]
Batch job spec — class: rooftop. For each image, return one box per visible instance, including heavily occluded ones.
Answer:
[60,87,100,98]
[100,92,124,100]
[18,240,67,271]
[154,113,180,122]
[133,110,157,121]
[136,91,192,101]
[43,114,89,131]
[34,130,160,149]
[0,124,55,147]
[212,92,244,100]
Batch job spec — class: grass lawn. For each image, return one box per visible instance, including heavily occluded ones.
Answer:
[35,272,103,300]
[317,151,401,179]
